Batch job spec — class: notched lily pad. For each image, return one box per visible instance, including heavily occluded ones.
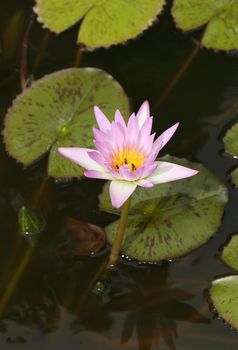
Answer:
[210,276,238,330]
[172,0,238,50]
[3,68,130,178]
[99,156,228,263]
[34,0,165,48]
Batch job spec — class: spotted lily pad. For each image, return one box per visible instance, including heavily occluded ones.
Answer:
[172,0,238,50]
[221,234,238,271]
[210,276,238,330]
[223,122,238,187]
[99,156,228,263]
[3,68,129,178]
[34,0,165,48]
[210,234,238,329]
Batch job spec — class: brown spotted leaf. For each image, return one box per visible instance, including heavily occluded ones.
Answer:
[3,68,130,178]
[99,156,228,263]
[210,276,238,330]
[57,218,106,256]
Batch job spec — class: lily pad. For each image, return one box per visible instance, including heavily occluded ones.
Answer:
[231,167,238,187]
[221,234,238,272]
[223,122,238,157]
[223,122,238,187]
[3,68,130,178]
[210,276,238,330]
[172,0,238,50]
[34,0,165,48]
[99,156,228,263]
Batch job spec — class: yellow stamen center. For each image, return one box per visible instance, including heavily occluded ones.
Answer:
[111,147,145,172]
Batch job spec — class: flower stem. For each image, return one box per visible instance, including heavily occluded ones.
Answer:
[108,197,131,267]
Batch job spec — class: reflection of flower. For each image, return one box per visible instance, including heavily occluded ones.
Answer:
[105,269,209,350]
[59,101,198,208]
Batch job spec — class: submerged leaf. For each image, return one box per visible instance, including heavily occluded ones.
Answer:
[172,0,238,50]
[99,156,227,263]
[34,0,165,48]
[210,276,238,330]
[3,68,129,178]
[221,234,238,272]
[57,218,106,256]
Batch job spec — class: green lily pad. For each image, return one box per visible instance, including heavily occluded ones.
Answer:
[223,122,238,157]
[99,156,228,263]
[231,167,238,187]
[172,0,238,50]
[221,234,238,272]
[210,276,238,330]
[34,0,165,48]
[3,68,130,178]
[223,122,238,187]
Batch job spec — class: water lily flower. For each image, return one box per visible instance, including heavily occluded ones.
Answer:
[58,101,198,208]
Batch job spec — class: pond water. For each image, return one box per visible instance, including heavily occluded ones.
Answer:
[1,1,238,349]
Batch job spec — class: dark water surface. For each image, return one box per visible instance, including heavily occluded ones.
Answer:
[1,1,238,349]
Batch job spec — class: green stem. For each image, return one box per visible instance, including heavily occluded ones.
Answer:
[108,197,131,267]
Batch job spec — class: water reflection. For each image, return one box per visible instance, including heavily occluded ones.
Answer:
[104,266,209,350]
[0,251,210,349]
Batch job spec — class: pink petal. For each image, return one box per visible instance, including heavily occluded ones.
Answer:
[143,140,163,167]
[115,110,127,132]
[138,116,153,150]
[136,101,150,129]
[109,180,137,208]
[141,163,158,178]
[94,106,111,132]
[127,113,139,144]
[58,147,104,171]
[137,179,154,188]
[146,161,198,184]
[88,151,105,167]
[85,170,113,180]
[93,127,106,144]
[153,122,179,153]
[110,121,125,150]
[119,165,139,181]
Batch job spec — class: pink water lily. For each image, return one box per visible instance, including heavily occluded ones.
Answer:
[58,101,198,208]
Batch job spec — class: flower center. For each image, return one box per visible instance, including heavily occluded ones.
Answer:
[111,147,145,172]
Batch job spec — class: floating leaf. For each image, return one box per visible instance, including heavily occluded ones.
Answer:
[210,276,238,330]
[223,122,238,187]
[172,0,238,50]
[34,0,165,48]
[3,68,129,178]
[56,218,106,256]
[221,234,238,272]
[18,205,44,247]
[99,156,227,263]
[223,122,238,157]
[231,167,238,187]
